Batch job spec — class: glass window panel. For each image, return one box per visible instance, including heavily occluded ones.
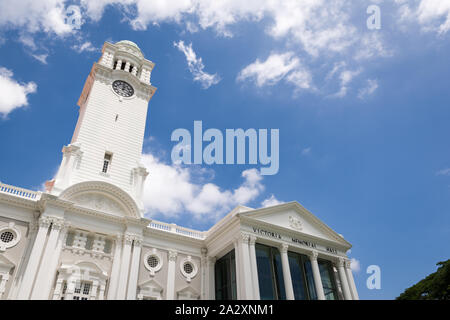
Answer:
[288,253,308,300]
[273,250,286,300]
[256,244,276,300]
[215,250,237,300]
[304,260,318,300]
[318,260,338,300]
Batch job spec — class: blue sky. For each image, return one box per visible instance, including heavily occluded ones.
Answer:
[0,0,449,300]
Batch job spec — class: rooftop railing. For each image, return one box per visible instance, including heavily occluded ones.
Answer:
[0,182,41,201]
[149,220,205,240]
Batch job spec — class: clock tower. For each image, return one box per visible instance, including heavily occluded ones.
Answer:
[46,40,156,214]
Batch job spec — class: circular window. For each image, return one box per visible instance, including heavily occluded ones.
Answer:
[144,250,163,276]
[147,255,159,269]
[0,226,20,251]
[183,262,193,274]
[0,231,14,243]
[180,257,198,282]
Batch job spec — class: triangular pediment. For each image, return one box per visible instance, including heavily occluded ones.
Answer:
[241,202,351,247]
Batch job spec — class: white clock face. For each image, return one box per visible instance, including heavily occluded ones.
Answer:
[112,80,134,97]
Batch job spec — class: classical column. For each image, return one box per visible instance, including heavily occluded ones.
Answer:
[131,66,138,76]
[337,258,352,300]
[98,282,106,300]
[90,280,99,300]
[124,61,131,72]
[0,274,10,299]
[31,218,66,299]
[309,251,325,300]
[166,250,177,300]
[233,240,242,299]
[207,257,216,300]
[17,216,52,299]
[200,248,207,300]
[65,275,77,300]
[52,275,64,300]
[9,219,39,299]
[248,236,260,300]
[126,237,142,300]
[116,234,133,299]
[344,259,359,300]
[115,59,122,70]
[107,234,123,300]
[239,234,254,299]
[279,244,295,300]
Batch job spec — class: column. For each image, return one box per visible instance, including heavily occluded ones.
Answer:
[207,257,216,300]
[98,282,106,300]
[345,259,359,300]
[200,248,207,300]
[9,220,39,299]
[248,236,260,300]
[17,216,51,299]
[166,250,177,300]
[52,274,64,300]
[309,251,325,300]
[107,234,122,300]
[65,275,77,300]
[0,274,9,299]
[279,244,295,300]
[337,258,352,300]
[239,234,254,299]
[124,61,131,72]
[115,59,122,70]
[126,237,142,300]
[233,240,242,299]
[131,66,138,76]
[90,280,99,300]
[116,234,133,299]
[31,218,66,299]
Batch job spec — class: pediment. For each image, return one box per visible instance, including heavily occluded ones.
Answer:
[71,192,127,217]
[59,181,141,218]
[241,202,351,247]
[0,254,14,271]
[138,278,163,291]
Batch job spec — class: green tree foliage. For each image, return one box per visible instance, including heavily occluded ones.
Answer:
[397,259,450,300]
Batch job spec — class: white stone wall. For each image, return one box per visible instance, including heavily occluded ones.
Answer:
[70,78,149,197]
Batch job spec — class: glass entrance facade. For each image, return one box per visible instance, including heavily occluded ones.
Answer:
[255,244,340,300]
[215,250,237,300]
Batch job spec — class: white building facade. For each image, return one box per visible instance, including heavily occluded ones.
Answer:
[0,40,358,301]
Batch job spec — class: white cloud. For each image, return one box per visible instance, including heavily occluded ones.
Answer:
[397,0,450,35]
[331,69,362,98]
[0,67,37,117]
[437,168,450,176]
[174,40,220,89]
[31,54,49,64]
[350,258,361,273]
[261,194,283,208]
[72,41,97,53]
[0,0,77,36]
[141,153,264,221]
[358,79,379,99]
[237,52,312,90]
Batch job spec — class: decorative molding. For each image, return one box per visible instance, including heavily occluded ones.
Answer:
[179,256,198,283]
[289,215,303,231]
[143,248,163,276]
[280,243,289,254]
[309,250,319,261]
[168,250,178,262]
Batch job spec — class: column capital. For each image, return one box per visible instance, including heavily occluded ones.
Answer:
[309,250,319,261]
[50,217,66,231]
[279,243,289,254]
[344,259,352,269]
[168,250,178,262]
[38,216,52,228]
[201,247,208,256]
[249,235,257,246]
[239,233,250,244]
[336,257,345,268]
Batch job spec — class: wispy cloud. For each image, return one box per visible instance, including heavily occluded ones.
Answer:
[174,40,220,89]
[358,79,379,99]
[437,168,450,176]
[237,52,313,91]
[261,194,283,208]
[72,41,97,53]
